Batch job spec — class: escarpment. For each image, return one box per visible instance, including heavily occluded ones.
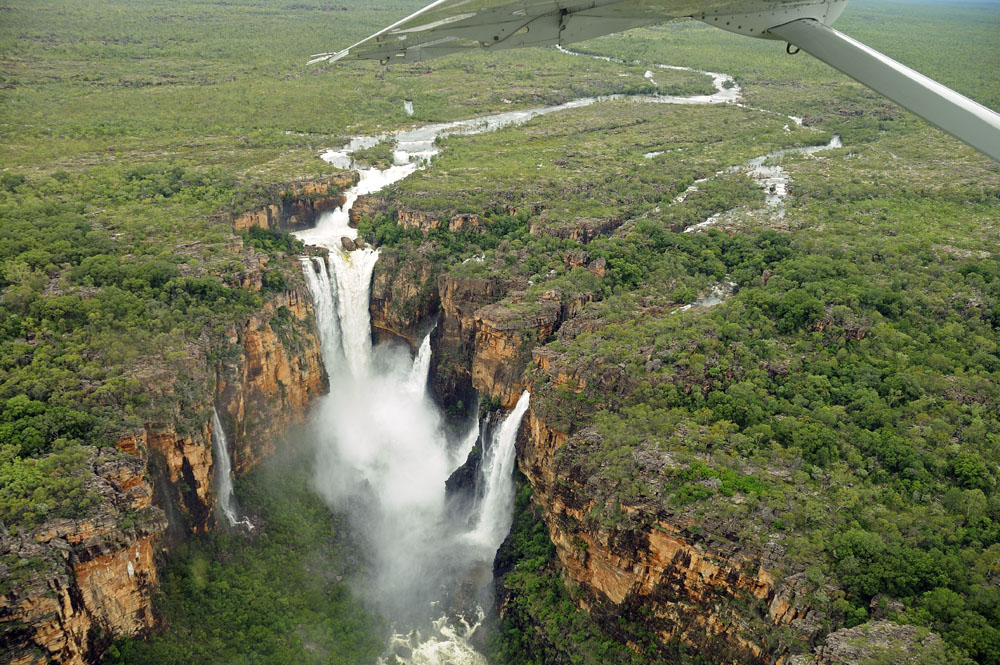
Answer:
[514,407,823,663]
[0,449,167,665]
[216,284,327,476]
[1,231,327,665]
[369,249,441,347]
[368,244,823,663]
[232,173,359,233]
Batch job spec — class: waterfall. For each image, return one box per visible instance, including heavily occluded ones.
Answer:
[328,248,379,380]
[407,331,433,394]
[298,247,532,663]
[300,256,341,372]
[292,118,538,663]
[211,408,252,530]
[467,391,531,551]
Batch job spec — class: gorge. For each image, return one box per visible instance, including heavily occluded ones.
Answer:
[3,16,997,665]
[0,47,854,665]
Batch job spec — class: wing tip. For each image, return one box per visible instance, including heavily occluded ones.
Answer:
[307,49,349,65]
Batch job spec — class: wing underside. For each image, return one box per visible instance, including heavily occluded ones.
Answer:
[309,0,828,65]
[310,0,1000,162]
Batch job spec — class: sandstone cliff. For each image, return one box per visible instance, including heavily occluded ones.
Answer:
[0,448,167,665]
[514,408,822,663]
[232,173,358,233]
[347,194,389,228]
[216,285,327,476]
[1,234,327,665]
[369,249,441,348]
[369,238,825,663]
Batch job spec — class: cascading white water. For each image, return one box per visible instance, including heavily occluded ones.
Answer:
[467,392,531,551]
[300,256,342,372]
[286,44,835,662]
[297,242,533,663]
[407,331,433,394]
[328,248,380,379]
[211,408,253,530]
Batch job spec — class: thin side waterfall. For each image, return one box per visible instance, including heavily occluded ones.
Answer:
[211,408,253,530]
[467,391,531,550]
[407,331,433,394]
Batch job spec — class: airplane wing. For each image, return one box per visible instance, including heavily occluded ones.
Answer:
[309,0,1000,162]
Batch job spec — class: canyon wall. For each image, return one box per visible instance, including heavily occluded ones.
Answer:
[515,409,822,663]
[0,449,167,665]
[369,243,821,663]
[215,284,327,476]
[1,240,327,664]
[232,173,358,233]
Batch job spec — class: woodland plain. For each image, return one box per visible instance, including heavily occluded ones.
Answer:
[1,0,999,663]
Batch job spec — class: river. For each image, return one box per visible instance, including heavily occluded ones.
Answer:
[291,46,841,663]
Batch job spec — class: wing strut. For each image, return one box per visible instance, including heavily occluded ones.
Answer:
[768,18,1000,162]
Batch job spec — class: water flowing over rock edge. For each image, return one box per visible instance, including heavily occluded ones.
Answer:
[298,247,533,664]
[287,45,859,665]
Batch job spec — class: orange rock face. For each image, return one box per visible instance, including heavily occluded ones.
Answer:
[517,408,820,663]
[471,299,562,408]
[216,286,327,476]
[369,251,440,347]
[0,448,168,665]
[1,249,328,664]
[145,422,216,533]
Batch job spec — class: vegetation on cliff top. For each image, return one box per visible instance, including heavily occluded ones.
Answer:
[3,0,999,662]
[352,2,998,660]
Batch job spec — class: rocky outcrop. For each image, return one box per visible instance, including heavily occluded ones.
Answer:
[384,204,524,235]
[795,621,949,665]
[347,194,389,227]
[396,208,486,234]
[471,298,562,408]
[0,448,167,665]
[512,406,823,663]
[424,273,516,409]
[531,215,624,243]
[232,173,358,233]
[216,286,327,476]
[370,249,441,347]
[1,244,328,664]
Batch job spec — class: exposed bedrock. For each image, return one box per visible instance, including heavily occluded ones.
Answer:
[1,240,327,664]
[369,240,833,663]
[231,173,359,233]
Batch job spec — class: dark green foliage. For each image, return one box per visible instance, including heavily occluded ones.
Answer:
[0,445,98,529]
[242,227,305,255]
[104,458,383,665]
[0,165,269,530]
[0,394,99,458]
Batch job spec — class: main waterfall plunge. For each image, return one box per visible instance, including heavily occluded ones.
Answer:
[281,46,828,660]
[297,248,528,663]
